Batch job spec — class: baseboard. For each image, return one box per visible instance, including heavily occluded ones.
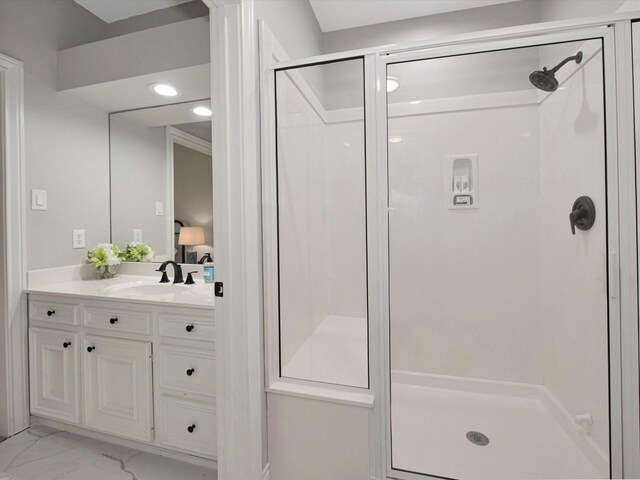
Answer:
[32,416,217,470]
[263,463,271,480]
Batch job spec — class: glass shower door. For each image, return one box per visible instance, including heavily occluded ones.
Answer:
[387,38,611,479]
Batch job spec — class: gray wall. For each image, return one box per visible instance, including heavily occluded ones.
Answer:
[254,0,323,60]
[322,0,541,53]
[110,117,168,256]
[0,0,111,270]
[321,0,628,54]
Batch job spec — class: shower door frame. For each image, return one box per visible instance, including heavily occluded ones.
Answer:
[375,25,630,480]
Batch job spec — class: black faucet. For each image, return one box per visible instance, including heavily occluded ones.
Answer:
[198,253,212,264]
[156,261,184,284]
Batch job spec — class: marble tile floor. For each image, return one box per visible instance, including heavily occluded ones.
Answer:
[0,425,216,480]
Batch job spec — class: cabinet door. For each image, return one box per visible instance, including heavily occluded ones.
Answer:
[30,328,80,423]
[83,335,153,442]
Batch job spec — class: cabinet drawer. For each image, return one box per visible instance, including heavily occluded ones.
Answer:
[158,314,214,342]
[158,345,215,397]
[29,298,79,326]
[157,396,216,458]
[84,304,150,335]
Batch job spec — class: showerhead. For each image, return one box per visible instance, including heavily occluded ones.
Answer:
[529,68,558,92]
[529,51,583,92]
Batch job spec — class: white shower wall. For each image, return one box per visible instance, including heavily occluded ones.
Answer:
[276,72,367,370]
[388,101,544,385]
[539,47,609,454]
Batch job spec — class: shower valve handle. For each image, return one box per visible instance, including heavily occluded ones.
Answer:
[570,196,596,235]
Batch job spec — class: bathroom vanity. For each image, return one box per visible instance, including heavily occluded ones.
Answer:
[25,265,216,466]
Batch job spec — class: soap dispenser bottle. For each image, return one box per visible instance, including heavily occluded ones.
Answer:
[199,253,214,283]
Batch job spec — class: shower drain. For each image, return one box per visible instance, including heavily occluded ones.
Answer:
[466,431,490,446]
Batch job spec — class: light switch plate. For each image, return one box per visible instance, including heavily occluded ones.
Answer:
[31,189,47,211]
[72,229,85,249]
[133,229,143,242]
[155,201,164,216]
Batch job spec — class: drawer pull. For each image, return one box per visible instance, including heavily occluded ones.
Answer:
[186,368,195,376]
[109,317,119,324]
[63,342,71,348]
[185,324,195,332]
[187,424,196,433]
[87,346,95,352]
[47,310,56,317]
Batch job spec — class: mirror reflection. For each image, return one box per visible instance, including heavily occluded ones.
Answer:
[110,101,213,263]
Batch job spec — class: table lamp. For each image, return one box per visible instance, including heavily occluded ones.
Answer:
[178,226,205,264]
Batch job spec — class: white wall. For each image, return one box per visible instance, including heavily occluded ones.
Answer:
[173,142,213,261]
[0,0,112,270]
[539,43,609,454]
[267,394,370,480]
[110,116,167,254]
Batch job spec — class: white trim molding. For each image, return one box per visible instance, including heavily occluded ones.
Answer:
[0,51,28,437]
[207,1,266,479]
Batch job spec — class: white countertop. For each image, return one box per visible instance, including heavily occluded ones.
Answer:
[26,265,215,310]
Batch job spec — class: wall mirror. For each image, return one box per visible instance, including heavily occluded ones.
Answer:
[110,100,213,263]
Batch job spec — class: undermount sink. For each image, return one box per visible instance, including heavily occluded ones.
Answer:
[102,280,211,301]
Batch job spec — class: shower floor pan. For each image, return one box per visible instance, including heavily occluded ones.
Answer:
[391,372,608,480]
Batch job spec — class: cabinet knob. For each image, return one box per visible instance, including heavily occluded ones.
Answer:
[47,310,55,317]
[63,342,71,348]
[187,424,196,433]
[109,317,119,324]
[186,368,195,376]
[185,324,195,332]
[87,346,95,352]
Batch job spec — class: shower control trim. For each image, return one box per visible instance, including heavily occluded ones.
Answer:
[569,196,596,235]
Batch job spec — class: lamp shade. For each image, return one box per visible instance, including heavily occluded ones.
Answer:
[178,226,205,246]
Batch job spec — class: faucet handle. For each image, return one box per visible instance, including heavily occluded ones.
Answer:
[185,271,198,285]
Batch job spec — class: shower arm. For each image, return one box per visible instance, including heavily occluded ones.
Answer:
[548,53,582,74]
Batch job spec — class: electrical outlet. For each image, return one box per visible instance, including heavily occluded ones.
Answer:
[133,229,143,242]
[155,201,164,216]
[72,229,85,249]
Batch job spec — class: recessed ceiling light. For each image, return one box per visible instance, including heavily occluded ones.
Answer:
[389,136,402,143]
[149,83,180,97]
[410,100,421,105]
[192,106,212,117]
[387,76,400,93]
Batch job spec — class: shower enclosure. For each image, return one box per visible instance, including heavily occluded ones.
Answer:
[386,37,610,480]
[263,19,639,480]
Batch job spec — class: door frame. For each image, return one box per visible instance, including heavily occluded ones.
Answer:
[375,25,630,480]
[0,51,28,438]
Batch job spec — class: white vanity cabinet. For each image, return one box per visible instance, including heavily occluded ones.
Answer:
[27,293,216,464]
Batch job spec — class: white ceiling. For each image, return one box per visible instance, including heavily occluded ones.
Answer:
[73,0,192,23]
[309,0,522,32]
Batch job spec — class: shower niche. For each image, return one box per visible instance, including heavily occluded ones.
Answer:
[447,154,479,210]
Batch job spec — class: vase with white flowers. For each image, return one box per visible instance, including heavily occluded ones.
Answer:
[123,242,155,262]
[87,243,122,279]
